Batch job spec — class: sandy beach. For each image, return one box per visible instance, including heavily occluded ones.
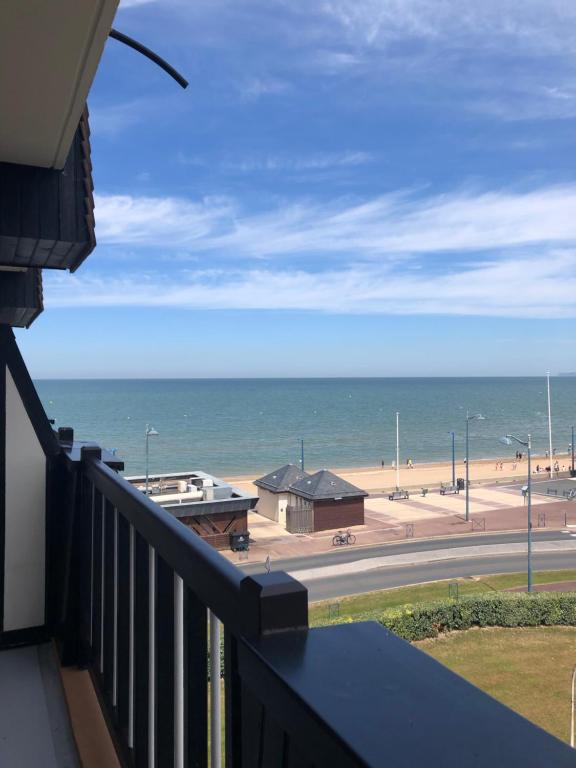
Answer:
[225,453,573,496]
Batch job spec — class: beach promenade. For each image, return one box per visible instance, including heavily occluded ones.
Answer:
[223,455,576,564]
[226,452,573,497]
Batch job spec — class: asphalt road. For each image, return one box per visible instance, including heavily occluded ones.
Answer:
[240,530,576,601]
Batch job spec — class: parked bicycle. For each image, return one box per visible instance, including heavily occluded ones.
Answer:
[332,529,356,546]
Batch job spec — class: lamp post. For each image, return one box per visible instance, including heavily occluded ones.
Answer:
[546,371,554,478]
[465,412,485,522]
[500,433,532,592]
[145,424,159,495]
[448,431,455,486]
[300,438,305,473]
[395,411,400,491]
[571,665,576,748]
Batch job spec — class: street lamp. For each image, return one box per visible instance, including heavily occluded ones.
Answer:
[448,431,455,487]
[300,437,305,472]
[465,412,485,522]
[396,411,400,491]
[571,665,576,748]
[145,424,159,495]
[500,433,532,592]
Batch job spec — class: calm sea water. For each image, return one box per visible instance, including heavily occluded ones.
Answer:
[35,378,576,477]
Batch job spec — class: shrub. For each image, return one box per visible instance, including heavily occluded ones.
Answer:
[327,592,576,642]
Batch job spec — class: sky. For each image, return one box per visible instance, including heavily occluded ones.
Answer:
[17,0,576,377]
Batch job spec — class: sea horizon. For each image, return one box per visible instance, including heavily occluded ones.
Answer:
[35,377,576,478]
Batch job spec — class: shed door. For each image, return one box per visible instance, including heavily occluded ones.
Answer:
[286,503,314,534]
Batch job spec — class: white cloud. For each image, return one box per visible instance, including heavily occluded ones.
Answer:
[238,76,291,101]
[89,100,150,137]
[94,185,576,257]
[317,0,576,55]
[222,151,374,172]
[119,0,158,8]
[43,250,576,318]
[94,194,235,244]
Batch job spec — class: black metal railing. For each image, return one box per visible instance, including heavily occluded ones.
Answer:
[54,442,576,768]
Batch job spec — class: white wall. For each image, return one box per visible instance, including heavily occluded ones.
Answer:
[256,489,290,527]
[255,488,280,522]
[3,368,46,631]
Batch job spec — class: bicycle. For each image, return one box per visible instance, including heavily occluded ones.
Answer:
[332,529,356,546]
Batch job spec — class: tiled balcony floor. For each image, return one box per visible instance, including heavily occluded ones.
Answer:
[0,643,79,767]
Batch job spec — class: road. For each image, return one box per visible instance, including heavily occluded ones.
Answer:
[240,530,576,601]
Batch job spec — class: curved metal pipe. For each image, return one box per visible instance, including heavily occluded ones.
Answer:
[109,28,188,89]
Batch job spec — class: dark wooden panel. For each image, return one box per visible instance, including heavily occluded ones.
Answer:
[155,555,175,767]
[116,513,131,739]
[133,531,150,767]
[178,510,248,550]
[102,500,115,698]
[92,489,103,674]
[312,497,364,532]
[0,269,43,328]
[224,630,242,768]
[0,109,95,271]
[241,685,264,768]
[183,587,208,768]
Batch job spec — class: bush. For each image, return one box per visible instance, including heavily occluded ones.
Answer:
[327,592,576,642]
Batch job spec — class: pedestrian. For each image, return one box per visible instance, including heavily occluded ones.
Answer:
[381,458,385,468]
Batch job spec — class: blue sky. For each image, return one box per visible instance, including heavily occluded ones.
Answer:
[17,0,576,376]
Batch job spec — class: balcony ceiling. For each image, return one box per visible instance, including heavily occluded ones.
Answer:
[0,0,118,169]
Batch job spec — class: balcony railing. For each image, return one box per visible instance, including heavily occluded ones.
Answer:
[49,441,576,767]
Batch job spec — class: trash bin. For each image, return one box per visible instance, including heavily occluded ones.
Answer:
[456,477,465,490]
[230,531,250,552]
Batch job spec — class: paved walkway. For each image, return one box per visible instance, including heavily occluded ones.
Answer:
[223,486,576,564]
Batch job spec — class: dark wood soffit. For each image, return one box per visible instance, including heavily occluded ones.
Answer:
[0,108,95,272]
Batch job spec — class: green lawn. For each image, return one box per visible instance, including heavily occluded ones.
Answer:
[309,570,576,626]
[418,627,576,743]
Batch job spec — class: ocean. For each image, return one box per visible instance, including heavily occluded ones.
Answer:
[34,378,576,478]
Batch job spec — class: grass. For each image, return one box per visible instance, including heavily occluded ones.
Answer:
[417,627,576,743]
[309,570,576,626]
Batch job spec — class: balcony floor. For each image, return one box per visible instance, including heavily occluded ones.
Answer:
[0,643,80,767]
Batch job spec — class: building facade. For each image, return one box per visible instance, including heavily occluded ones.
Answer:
[255,465,367,533]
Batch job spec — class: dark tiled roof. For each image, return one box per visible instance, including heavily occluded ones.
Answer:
[254,464,309,493]
[288,469,368,501]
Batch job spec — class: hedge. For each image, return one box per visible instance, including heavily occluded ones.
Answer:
[327,592,576,642]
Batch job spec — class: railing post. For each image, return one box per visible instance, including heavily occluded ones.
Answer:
[239,573,308,638]
[224,573,308,766]
[77,445,102,667]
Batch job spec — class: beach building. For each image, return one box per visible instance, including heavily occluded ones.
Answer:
[126,471,257,550]
[253,463,308,526]
[255,465,367,533]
